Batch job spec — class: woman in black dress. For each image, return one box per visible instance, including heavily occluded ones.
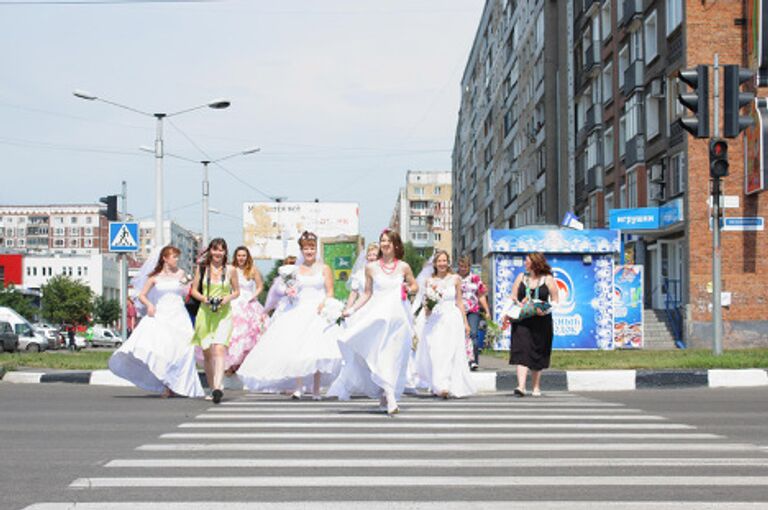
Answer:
[507,252,559,397]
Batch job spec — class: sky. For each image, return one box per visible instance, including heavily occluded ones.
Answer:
[0,0,483,267]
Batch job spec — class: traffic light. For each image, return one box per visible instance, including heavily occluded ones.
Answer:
[100,195,118,221]
[709,139,729,179]
[677,65,710,138]
[723,65,756,138]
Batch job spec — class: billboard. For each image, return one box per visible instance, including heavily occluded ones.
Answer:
[243,202,359,260]
[322,240,358,300]
[613,265,644,349]
[492,254,615,351]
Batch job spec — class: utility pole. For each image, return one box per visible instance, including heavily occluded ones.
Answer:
[120,180,128,343]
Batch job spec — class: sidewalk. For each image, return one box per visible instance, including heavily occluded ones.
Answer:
[2,361,767,391]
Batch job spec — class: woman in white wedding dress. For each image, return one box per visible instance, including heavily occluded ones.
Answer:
[238,231,342,399]
[109,246,204,398]
[414,250,476,399]
[327,229,419,415]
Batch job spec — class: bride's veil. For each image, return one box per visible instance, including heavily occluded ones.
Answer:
[411,253,435,314]
[131,246,162,316]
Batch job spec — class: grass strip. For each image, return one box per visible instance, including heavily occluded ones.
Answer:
[483,348,768,370]
[0,350,112,371]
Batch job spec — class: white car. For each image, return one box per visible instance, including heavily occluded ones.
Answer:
[89,326,123,348]
[0,307,48,352]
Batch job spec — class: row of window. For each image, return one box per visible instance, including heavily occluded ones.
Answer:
[410,186,443,196]
[0,215,97,225]
[410,232,442,242]
[26,265,89,278]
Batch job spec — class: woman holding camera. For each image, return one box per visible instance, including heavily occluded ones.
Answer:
[191,238,240,404]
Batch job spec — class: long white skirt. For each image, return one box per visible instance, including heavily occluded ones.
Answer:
[237,298,342,392]
[414,302,476,398]
[109,296,204,398]
[327,294,414,400]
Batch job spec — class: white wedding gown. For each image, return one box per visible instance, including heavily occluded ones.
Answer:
[327,263,414,400]
[414,275,475,398]
[108,276,204,398]
[238,269,342,392]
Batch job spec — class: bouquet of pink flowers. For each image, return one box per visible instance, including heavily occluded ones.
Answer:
[278,264,298,304]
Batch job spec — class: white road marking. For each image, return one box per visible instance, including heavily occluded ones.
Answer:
[159,432,719,440]
[176,422,692,429]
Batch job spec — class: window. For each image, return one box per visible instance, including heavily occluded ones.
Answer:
[620,183,627,208]
[619,115,627,156]
[434,186,441,195]
[630,28,643,63]
[667,75,684,123]
[618,44,629,90]
[666,0,683,35]
[69,239,79,248]
[69,227,79,236]
[85,216,93,224]
[589,194,599,228]
[54,239,65,247]
[84,227,93,236]
[536,192,545,218]
[604,191,614,221]
[413,187,424,196]
[602,61,613,104]
[644,11,658,62]
[17,239,25,247]
[17,228,24,237]
[54,217,64,225]
[668,152,686,196]
[434,232,442,242]
[604,127,615,168]
[626,94,643,140]
[54,227,64,237]
[627,169,638,208]
[70,216,78,224]
[5,239,13,247]
[601,1,612,42]
[645,90,660,140]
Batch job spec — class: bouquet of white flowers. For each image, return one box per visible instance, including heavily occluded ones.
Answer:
[277,264,298,303]
[319,298,346,326]
[424,282,443,312]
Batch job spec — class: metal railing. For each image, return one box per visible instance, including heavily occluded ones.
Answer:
[663,278,685,349]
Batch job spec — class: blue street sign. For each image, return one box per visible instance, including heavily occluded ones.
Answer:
[609,208,660,230]
[109,222,139,252]
[721,217,765,231]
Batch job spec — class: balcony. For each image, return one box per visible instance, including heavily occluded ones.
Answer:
[621,0,643,28]
[624,134,646,169]
[585,164,603,193]
[583,0,600,18]
[583,44,600,77]
[623,60,644,94]
[575,158,587,204]
[578,105,601,147]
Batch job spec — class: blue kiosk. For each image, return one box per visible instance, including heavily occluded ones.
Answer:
[485,227,621,350]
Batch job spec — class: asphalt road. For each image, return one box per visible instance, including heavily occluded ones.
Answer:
[1,383,767,510]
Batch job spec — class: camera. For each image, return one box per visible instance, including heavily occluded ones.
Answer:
[208,297,223,312]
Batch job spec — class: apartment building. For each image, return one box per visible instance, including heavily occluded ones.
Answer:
[390,171,453,256]
[0,204,110,254]
[452,0,573,264]
[138,219,201,274]
[23,253,121,300]
[573,0,768,347]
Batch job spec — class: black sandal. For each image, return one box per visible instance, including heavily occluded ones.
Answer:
[212,389,223,404]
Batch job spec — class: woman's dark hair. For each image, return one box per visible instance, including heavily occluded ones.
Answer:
[432,250,452,276]
[149,245,181,277]
[379,228,404,260]
[528,252,552,276]
[298,231,318,248]
[458,255,472,267]
[203,238,228,267]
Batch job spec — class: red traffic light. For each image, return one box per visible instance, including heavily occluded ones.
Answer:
[711,140,727,157]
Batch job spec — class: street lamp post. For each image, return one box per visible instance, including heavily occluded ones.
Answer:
[140,146,259,246]
[73,90,230,248]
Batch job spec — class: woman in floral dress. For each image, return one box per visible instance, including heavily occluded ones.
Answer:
[458,256,491,370]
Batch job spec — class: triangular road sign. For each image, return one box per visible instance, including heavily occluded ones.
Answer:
[112,224,138,248]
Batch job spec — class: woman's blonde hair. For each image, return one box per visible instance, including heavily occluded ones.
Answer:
[432,250,452,276]
[366,242,379,254]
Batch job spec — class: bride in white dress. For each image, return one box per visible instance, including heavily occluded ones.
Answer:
[414,250,475,398]
[109,246,204,398]
[238,231,342,399]
[327,229,418,415]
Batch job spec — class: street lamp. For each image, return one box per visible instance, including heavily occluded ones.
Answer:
[140,146,260,246]
[74,89,231,248]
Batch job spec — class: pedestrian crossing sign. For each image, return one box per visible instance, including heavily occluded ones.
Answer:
[109,222,139,252]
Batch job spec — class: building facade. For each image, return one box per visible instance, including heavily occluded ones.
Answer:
[23,253,120,300]
[390,171,453,256]
[138,219,201,274]
[571,0,768,347]
[452,0,573,265]
[0,205,110,255]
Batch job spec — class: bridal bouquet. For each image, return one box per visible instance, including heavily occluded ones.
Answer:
[423,283,443,312]
[320,298,346,326]
[278,264,298,303]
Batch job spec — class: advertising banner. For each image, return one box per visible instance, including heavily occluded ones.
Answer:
[243,202,359,259]
[322,241,358,300]
[492,253,614,351]
[613,265,644,349]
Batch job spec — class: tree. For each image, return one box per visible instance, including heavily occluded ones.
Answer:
[0,285,37,321]
[41,275,94,326]
[258,260,283,305]
[93,296,121,326]
[403,242,433,278]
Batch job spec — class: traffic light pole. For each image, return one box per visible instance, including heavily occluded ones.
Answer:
[712,54,723,355]
[120,180,129,344]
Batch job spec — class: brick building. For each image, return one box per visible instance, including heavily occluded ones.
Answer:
[390,171,453,256]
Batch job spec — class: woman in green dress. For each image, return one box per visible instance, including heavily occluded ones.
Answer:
[190,238,240,403]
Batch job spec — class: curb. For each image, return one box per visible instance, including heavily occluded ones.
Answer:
[2,368,767,391]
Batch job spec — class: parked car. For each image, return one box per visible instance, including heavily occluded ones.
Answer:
[34,323,62,350]
[0,320,19,353]
[89,326,123,348]
[0,307,48,352]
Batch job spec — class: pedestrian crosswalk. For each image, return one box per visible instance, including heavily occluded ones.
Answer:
[22,392,768,509]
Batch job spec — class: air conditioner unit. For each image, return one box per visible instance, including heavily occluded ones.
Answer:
[650,163,664,183]
[650,78,664,98]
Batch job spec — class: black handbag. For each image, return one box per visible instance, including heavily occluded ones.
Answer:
[185,264,205,318]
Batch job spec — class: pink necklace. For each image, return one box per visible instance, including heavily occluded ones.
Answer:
[379,258,398,275]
